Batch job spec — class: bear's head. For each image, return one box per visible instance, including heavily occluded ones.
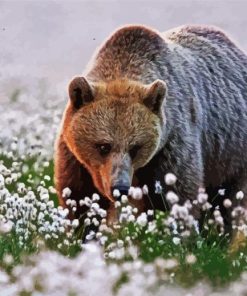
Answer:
[63,76,167,201]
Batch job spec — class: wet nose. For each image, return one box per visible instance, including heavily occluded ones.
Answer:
[111,185,130,199]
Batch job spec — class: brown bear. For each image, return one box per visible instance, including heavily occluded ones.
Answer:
[54,24,247,223]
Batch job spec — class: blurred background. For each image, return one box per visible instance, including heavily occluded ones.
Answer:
[1,0,247,98]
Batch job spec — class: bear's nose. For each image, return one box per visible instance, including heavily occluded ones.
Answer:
[111,185,129,200]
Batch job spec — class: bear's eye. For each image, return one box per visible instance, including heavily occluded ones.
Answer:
[95,143,112,156]
[129,145,142,160]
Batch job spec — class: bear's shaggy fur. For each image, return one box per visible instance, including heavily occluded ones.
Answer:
[55,25,247,221]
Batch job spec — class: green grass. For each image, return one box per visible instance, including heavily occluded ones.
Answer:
[103,211,247,287]
[0,152,247,292]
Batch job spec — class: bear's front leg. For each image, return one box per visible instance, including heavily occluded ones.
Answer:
[168,141,204,220]
[136,137,204,217]
[54,134,108,219]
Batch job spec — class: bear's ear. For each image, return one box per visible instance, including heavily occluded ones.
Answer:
[68,76,94,109]
[143,79,167,114]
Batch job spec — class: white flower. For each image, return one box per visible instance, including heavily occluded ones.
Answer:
[92,193,100,201]
[215,216,224,225]
[113,189,120,198]
[185,254,197,264]
[223,198,232,208]
[0,174,4,189]
[142,184,149,195]
[58,226,65,233]
[65,199,71,206]
[181,230,191,237]
[0,164,8,175]
[40,192,49,202]
[0,220,14,233]
[119,213,128,223]
[197,192,208,204]
[155,181,162,194]
[98,209,107,218]
[147,221,156,232]
[44,175,51,181]
[84,197,92,207]
[72,219,79,228]
[201,202,212,211]
[99,236,108,245]
[84,218,91,226]
[208,219,214,225]
[10,174,17,184]
[170,204,189,220]
[164,173,177,185]
[63,239,70,246]
[184,200,192,210]
[17,182,26,194]
[62,187,71,198]
[47,200,54,208]
[86,231,95,241]
[70,200,77,207]
[92,217,100,227]
[136,213,148,227]
[218,189,226,196]
[213,210,221,217]
[96,232,102,239]
[193,220,200,234]
[117,239,124,248]
[43,161,50,167]
[132,207,138,214]
[166,191,179,204]
[5,177,12,185]
[3,254,14,265]
[127,214,135,223]
[236,191,244,200]
[121,195,128,203]
[91,202,100,211]
[128,186,135,196]
[131,187,143,200]
[114,201,121,208]
[172,237,181,245]
[108,251,116,259]
[60,208,69,218]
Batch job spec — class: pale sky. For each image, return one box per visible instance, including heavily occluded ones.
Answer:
[1,0,246,95]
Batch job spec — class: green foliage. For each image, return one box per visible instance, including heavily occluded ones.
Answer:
[0,152,247,290]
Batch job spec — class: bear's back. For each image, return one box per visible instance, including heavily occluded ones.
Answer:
[86,25,168,83]
[163,25,247,60]
[163,25,247,183]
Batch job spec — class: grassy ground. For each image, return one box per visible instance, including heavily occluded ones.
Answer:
[1,149,247,295]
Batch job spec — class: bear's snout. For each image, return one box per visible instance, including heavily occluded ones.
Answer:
[109,153,133,200]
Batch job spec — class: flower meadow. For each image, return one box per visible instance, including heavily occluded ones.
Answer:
[1,85,247,296]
